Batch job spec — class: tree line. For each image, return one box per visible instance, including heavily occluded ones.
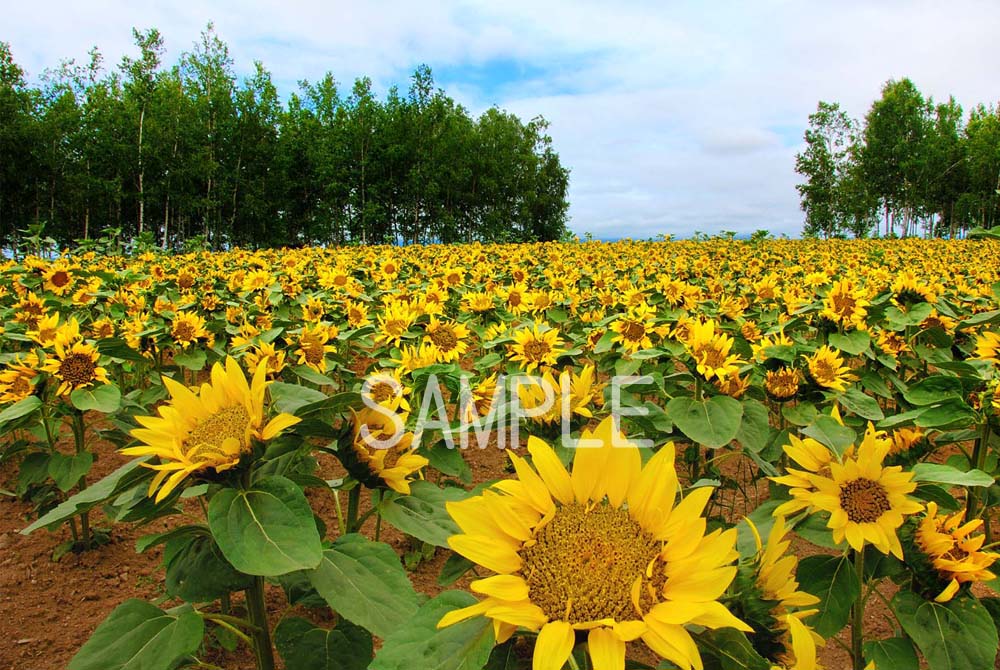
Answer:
[0,25,570,251]
[795,78,1000,238]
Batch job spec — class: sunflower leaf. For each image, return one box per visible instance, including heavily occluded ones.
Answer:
[798,554,860,638]
[208,475,323,576]
[891,591,998,670]
[801,415,856,456]
[863,637,918,670]
[307,534,421,639]
[67,599,204,670]
[911,463,994,488]
[378,481,469,547]
[370,591,494,670]
[70,383,121,413]
[274,616,373,670]
[666,395,743,449]
[692,627,770,669]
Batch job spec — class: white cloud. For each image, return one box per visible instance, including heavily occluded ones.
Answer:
[6,0,1000,238]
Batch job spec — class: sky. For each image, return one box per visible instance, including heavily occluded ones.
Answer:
[6,1,1000,239]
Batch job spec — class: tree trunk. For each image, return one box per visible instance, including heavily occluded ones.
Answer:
[137,104,145,235]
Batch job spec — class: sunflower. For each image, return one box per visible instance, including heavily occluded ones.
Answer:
[343,300,371,329]
[121,357,300,502]
[244,341,287,378]
[42,263,75,296]
[820,278,869,329]
[804,345,854,392]
[424,316,472,363]
[509,324,565,373]
[28,313,81,348]
[736,516,822,670]
[517,365,602,424]
[171,311,211,349]
[0,352,40,404]
[610,303,657,354]
[439,416,750,670]
[684,319,744,382]
[972,331,1000,363]
[462,291,496,313]
[41,341,110,396]
[340,406,427,494]
[363,369,411,413]
[376,299,417,347]
[765,367,801,401]
[780,424,922,559]
[914,502,998,602]
[294,323,337,373]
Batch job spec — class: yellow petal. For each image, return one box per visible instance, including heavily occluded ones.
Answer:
[533,621,575,670]
[261,413,301,440]
[470,574,530,601]
[448,534,521,574]
[437,599,491,629]
[588,628,625,670]
[527,436,573,505]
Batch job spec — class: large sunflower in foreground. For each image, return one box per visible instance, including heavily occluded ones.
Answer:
[439,416,750,670]
[775,424,922,559]
[122,357,300,502]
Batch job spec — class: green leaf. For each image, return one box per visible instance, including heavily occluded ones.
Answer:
[268,381,328,414]
[70,383,122,413]
[839,387,884,421]
[370,591,495,670]
[307,534,421,639]
[425,443,473,484]
[736,399,772,453]
[864,637,918,670]
[68,599,204,670]
[914,400,975,430]
[0,395,42,427]
[438,552,475,586]
[904,376,964,406]
[801,415,857,456]
[781,402,817,427]
[911,463,994,488]
[798,554,860,638]
[172,349,206,371]
[274,616,373,670]
[95,337,146,362]
[378,481,468,547]
[48,451,93,492]
[886,303,935,329]
[207,475,323,576]
[136,525,205,553]
[23,457,152,533]
[592,330,617,354]
[829,330,871,355]
[891,591,999,670]
[692,628,770,669]
[163,533,252,602]
[666,395,743,448]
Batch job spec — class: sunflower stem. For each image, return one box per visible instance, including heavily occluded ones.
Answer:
[72,409,91,548]
[966,421,991,525]
[566,652,582,670]
[346,486,361,533]
[851,548,866,670]
[245,576,275,670]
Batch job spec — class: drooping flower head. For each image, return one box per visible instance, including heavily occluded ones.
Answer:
[121,357,300,502]
[439,416,750,670]
[913,502,998,602]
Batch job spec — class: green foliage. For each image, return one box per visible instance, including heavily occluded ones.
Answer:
[0,30,569,250]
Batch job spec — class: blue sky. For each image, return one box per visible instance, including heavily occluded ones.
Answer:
[6,1,1000,238]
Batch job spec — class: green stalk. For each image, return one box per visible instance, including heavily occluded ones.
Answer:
[72,410,91,548]
[245,577,275,670]
[851,548,866,670]
[966,421,991,524]
[346,486,361,533]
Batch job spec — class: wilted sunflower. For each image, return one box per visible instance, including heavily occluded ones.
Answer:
[121,357,300,502]
[914,502,998,602]
[804,345,854,392]
[509,324,565,373]
[41,341,110,396]
[439,416,750,670]
[778,424,922,559]
[765,367,801,401]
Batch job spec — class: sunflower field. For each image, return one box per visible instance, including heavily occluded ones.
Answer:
[3,237,1000,670]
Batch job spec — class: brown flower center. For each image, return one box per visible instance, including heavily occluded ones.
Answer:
[839,478,891,523]
[622,320,646,342]
[523,340,552,362]
[301,337,326,365]
[370,381,396,403]
[520,503,659,624]
[50,270,71,287]
[428,325,459,352]
[59,353,97,387]
[187,405,252,460]
[173,321,196,342]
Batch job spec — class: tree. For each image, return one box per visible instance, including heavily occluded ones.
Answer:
[795,102,858,238]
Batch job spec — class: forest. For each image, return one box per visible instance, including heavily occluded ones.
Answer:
[796,78,1000,239]
[0,25,570,250]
